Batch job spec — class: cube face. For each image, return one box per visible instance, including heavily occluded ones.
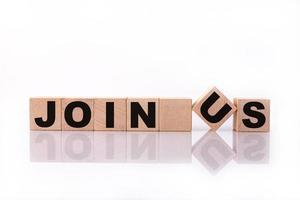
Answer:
[62,99,94,131]
[233,132,269,164]
[94,98,127,131]
[233,99,270,132]
[192,87,236,130]
[127,98,159,131]
[30,98,62,130]
[159,99,192,132]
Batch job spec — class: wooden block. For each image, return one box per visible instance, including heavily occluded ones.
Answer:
[192,87,236,130]
[159,98,192,132]
[233,99,270,132]
[94,98,127,131]
[62,98,94,131]
[127,98,159,131]
[30,98,62,130]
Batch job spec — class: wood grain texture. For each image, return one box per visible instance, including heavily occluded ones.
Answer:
[94,98,127,131]
[159,98,192,132]
[62,98,94,131]
[30,98,62,130]
[233,98,270,132]
[127,98,159,131]
[192,87,236,130]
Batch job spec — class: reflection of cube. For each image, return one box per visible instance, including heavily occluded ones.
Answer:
[159,132,192,163]
[30,131,62,162]
[127,98,159,131]
[94,98,127,131]
[192,132,235,173]
[192,87,236,130]
[30,98,62,130]
[61,132,94,162]
[233,132,269,164]
[159,99,192,132]
[127,132,158,163]
[233,99,270,132]
[62,99,94,131]
[94,132,127,162]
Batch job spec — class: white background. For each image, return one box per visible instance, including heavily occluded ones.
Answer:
[0,0,299,199]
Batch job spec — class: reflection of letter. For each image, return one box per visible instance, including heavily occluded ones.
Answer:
[94,132,127,162]
[30,131,61,162]
[159,132,192,163]
[127,133,158,162]
[61,132,93,162]
[30,131,194,164]
[192,131,235,174]
[233,132,269,164]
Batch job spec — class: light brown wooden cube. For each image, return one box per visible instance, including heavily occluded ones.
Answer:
[94,98,127,131]
[192,87,236,130]
[62,98,94,131]
[127,98,159,131]
[159,98,192,132]
[30,98,62,130]
[233,99,270,132]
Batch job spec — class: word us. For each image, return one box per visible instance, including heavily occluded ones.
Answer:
[30,87,270,132]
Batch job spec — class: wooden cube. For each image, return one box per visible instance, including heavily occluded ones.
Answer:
[159,98,192,132]
[30,98,62,130]
[233,99,270,132]
[192,87,236,130]
[127,98,159,131]
[62,98,94,131]
[94,98,127,131]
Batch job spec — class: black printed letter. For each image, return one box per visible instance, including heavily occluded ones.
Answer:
[242,102,266,128]
[64,101,91,128]
[131,102,156,128]
[200,92,232,123]
[35,101,56,127]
